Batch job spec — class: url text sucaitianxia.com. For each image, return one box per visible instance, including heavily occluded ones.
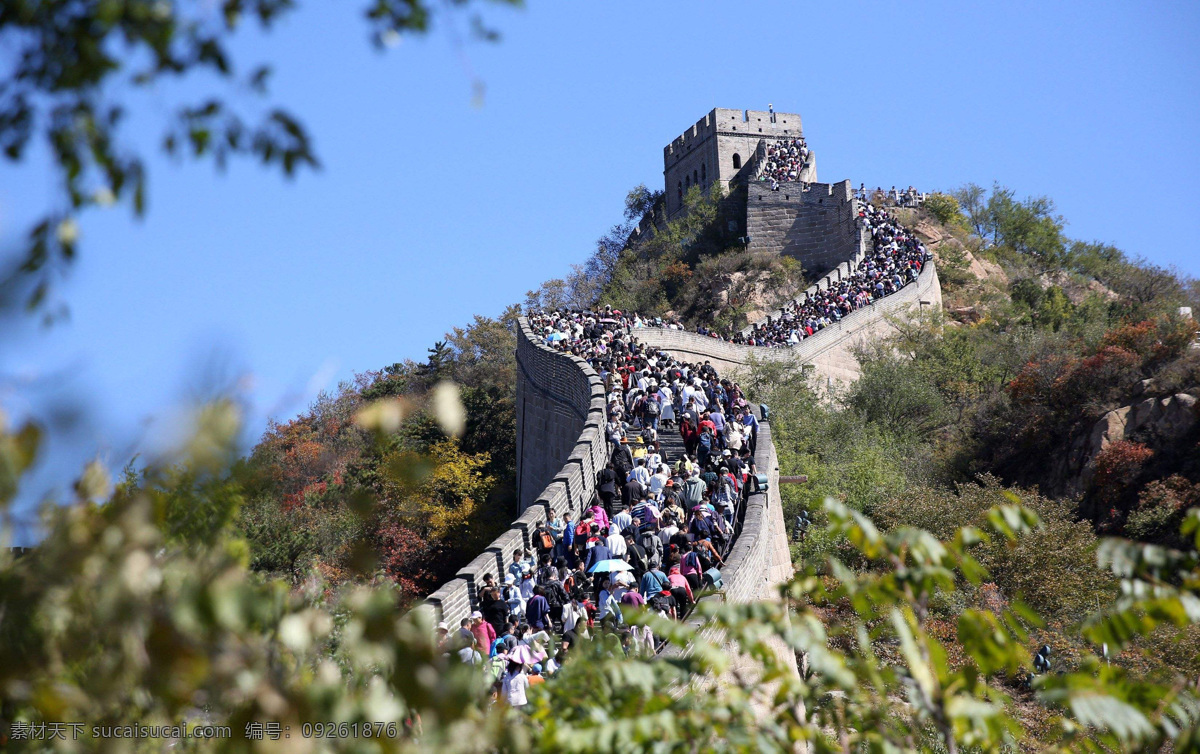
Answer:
[7,723,232,741]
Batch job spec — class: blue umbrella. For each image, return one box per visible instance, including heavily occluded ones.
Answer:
[546,332,566,342]
[587,559,633,574]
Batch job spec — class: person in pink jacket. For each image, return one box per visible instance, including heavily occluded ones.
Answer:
[667,563,693,604]
[588,503,610,532]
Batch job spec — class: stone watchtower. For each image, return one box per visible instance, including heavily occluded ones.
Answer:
[663,107,815,218]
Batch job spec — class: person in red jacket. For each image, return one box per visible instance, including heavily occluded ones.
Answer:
[469,611,496,655]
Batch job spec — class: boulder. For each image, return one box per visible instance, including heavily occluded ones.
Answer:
[1159,393,1198,438]
[1089,405,1132,456]
[1082,393,1197,485]
[949,305,981,324]
[914,221,944,244]
[1130,397,1160,430]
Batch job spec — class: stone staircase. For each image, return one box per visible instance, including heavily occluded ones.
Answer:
[657,422,688,471]
[610,421,687,515]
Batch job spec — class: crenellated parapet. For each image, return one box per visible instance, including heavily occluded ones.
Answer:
[418,318,611,630]
[663,107,811,218]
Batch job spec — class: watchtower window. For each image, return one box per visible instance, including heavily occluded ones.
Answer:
[677,181,682,204]
[732,153,742,169]
[701,163,706,184]
[685,175,690,189]
[693,169,698,186]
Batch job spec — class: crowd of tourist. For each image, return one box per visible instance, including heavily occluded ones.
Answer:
[434,309,764,707]
[758,137,810,185]
[856,184,926,208]
[732,202,930,347]
[428,170,935,707]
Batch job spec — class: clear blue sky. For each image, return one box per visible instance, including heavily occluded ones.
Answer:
[2,1,1198,541]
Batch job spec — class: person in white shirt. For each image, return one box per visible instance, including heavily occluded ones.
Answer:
[612,509,633,534]
[648,465,669,496]
[644,445,662,473]
[657,385,675,426]
[503,663,530,707]
[561,597,588,637]
[606,528,627,559]
[630,458,651,487]
[659,520,679,548]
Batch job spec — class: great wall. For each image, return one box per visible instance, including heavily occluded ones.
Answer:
[418,107,943,639]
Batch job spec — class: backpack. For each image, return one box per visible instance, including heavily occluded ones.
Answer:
[715,477,737,511]
[644,398,660,416]
[539,531,554,550]
[543,580,566,609]
[627,543,648,575]
[698,432,713,452]
[639,531,663,568]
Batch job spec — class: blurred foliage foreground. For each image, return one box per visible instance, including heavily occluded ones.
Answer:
[2,392,1200,753]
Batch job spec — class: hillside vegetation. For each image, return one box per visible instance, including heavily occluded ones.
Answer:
[524,184,808,332]
[230,310,522,600]
[744,184,1200,742]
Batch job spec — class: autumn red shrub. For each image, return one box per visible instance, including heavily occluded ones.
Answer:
[1124,474,1200,543]
[1049,345,1140,411]
[1092,440,1155,525]
[375,519,439,599]
[1101,317,1195,363]
[1094,440,1154,490]
[1137,474,1200,513]
[662,260,694,283]
[1006,355,1074,405]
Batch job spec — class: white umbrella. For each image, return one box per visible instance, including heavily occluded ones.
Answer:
[588,559,633,574]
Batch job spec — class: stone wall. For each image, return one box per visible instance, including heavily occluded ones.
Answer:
[636,260,942,386]
[714,421,793,604]
[418,320,610,631]
[747,179,859,278]
[515,320,609,514]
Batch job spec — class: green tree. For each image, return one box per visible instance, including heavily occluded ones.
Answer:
[986,184,1066,264]
[923,192,965,227]
[846,346,949,439]
[1035,284,1074,331]
[952,182,989,238]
